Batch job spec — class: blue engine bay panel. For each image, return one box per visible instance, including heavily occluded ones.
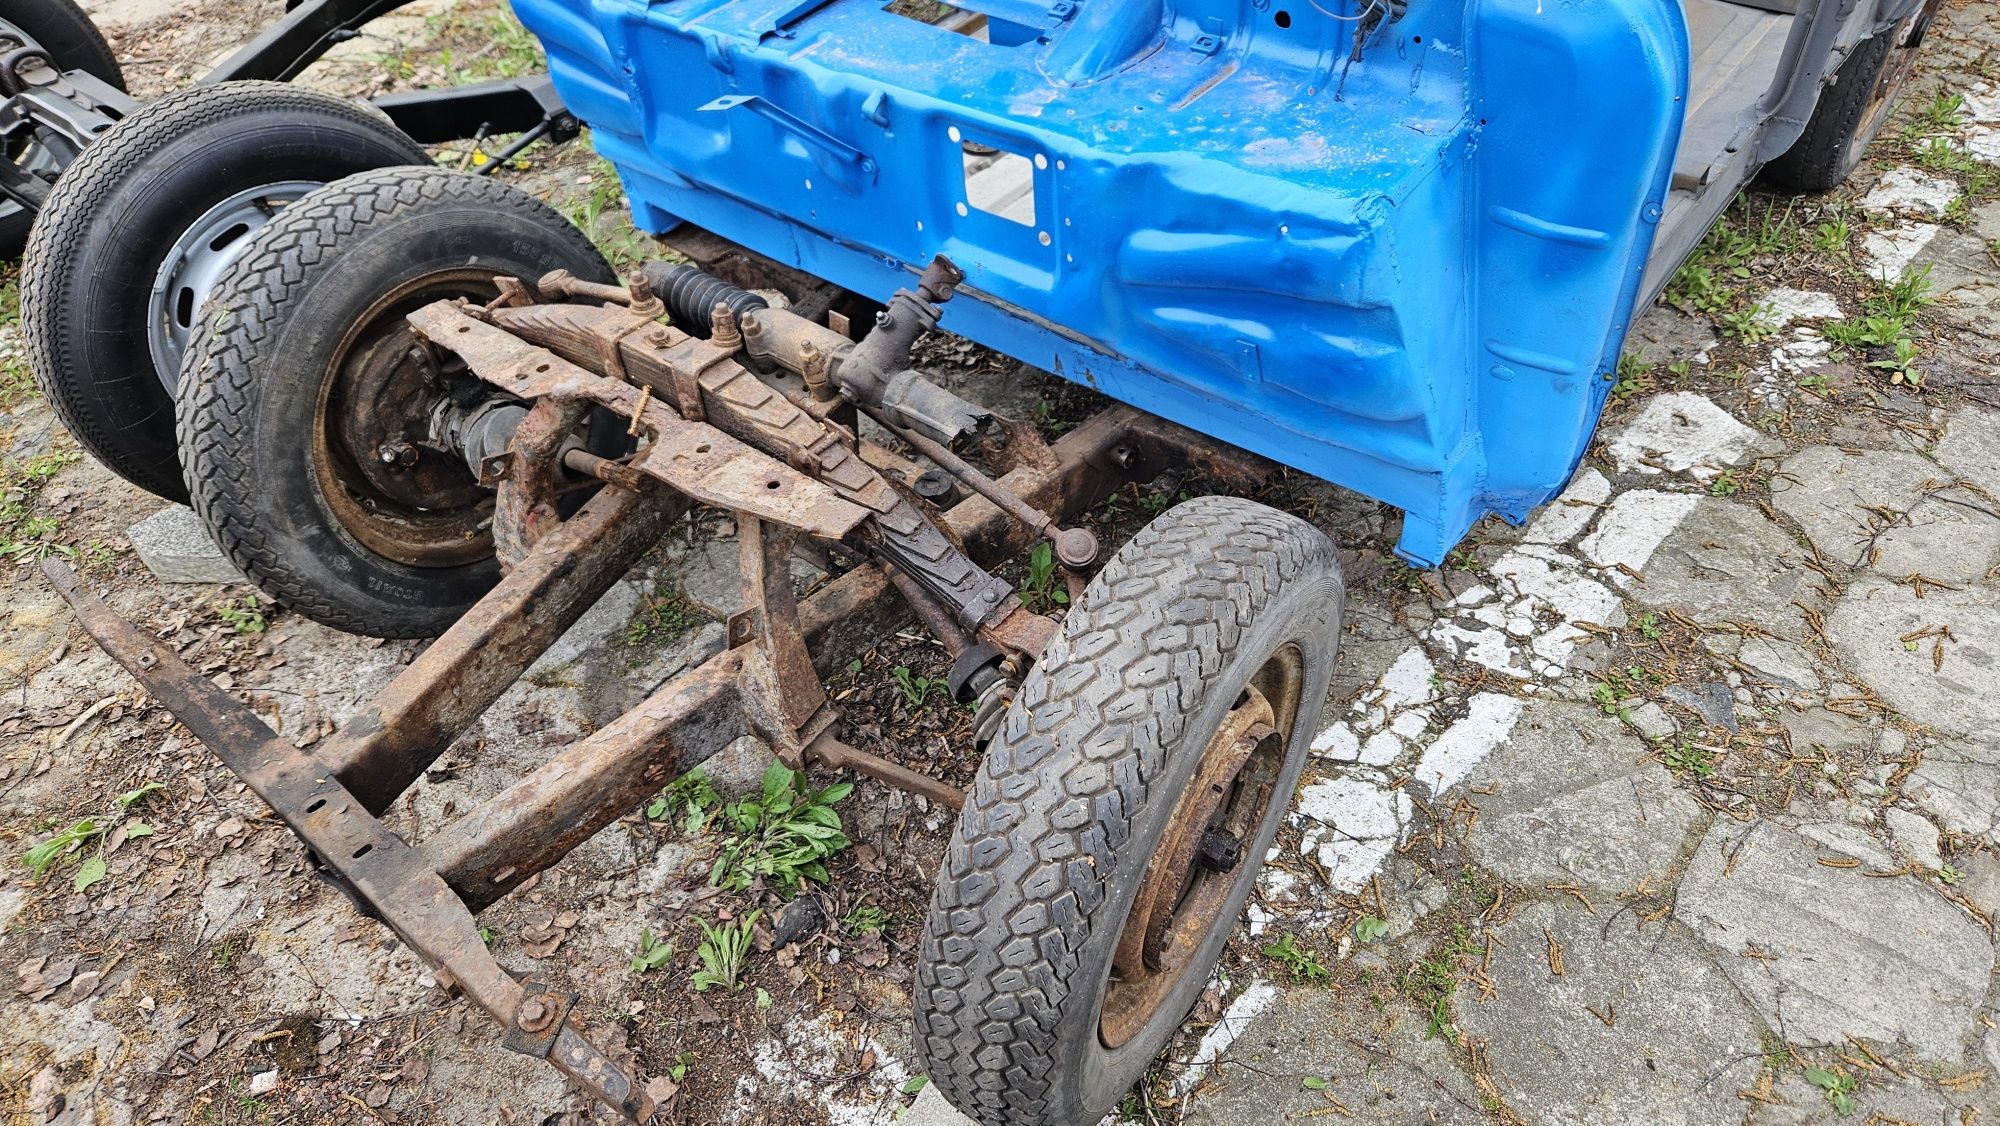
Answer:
[511,0,1691,565]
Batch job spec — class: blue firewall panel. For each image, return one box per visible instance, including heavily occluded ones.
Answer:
[511,0,1690,566]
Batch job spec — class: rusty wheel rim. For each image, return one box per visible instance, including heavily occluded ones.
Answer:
[1098,643,1307,1049]
[310,268,499,569]
[1849,10,1936,171]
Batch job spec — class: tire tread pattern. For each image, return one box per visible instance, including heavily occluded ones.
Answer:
[1763,31,1897,193]
[914,495,1340,1126]
[175,166,605,637]
[21,82,428,500]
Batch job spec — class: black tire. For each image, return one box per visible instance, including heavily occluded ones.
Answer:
[914,496,1344,1126]
[176,167,615,638]
[1,0,123,88]
[0,0,127,258]
[1763,10,1932,193]
[20,81,431,502]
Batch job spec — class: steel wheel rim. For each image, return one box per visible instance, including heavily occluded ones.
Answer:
[308,267,500,569]
[146,180,320,390]
[1847,10,1935,172]
[1098,642,1307,1049]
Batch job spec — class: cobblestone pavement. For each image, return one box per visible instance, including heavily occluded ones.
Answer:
[910,4,2000,1125]
[5,1,2000,1124]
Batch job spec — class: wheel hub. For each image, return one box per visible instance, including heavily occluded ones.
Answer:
[146,180,320,389]
[1098,645,1304,1050]
[1120,693,1275,979]
[309,268,512,569]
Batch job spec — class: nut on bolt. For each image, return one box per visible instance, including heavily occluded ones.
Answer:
[515,996,557,1033]
[625,269,665,320]
[711,302,743,352]
[1196,828,1243,872]
[377,439,419,468]
[912,468,954,501]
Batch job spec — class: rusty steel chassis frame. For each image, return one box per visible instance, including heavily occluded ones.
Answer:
[41,239,1268,1120]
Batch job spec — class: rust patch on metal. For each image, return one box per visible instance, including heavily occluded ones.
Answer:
[39,260,1248,1121]
[40,559,653,1120]
[321,484,685,814]
[406,302,867,541]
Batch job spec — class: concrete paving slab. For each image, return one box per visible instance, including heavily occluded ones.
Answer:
[1179,989,1487,1125]
[1770,447,1933,560]
[1748,1072,1958,1125]
[1735,638,1823,692]
[126,505,244,586]
[1606,392,1764,483]
[1629,498,1811,638]
[1462,700,1703,894]
[1676,820,1991,1062]
[1824,577,2000,740]
[1769,445,2000,579]
[1905,737,2000,842]
[1882,806,1943,871]
[1937,406,2000,495]
[1458,900,1764,1126]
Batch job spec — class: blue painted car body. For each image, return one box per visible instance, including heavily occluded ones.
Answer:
[510,0,1691,565]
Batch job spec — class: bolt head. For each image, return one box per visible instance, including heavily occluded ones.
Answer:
[1196,828,1242,872]
[516,996,555,1031]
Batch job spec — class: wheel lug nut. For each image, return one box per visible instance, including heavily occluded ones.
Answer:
[1196,828,1242,872]
[912,469,954,501]
[515,996,557,1033]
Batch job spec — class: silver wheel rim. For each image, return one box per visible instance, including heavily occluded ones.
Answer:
[146,180,321,390]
